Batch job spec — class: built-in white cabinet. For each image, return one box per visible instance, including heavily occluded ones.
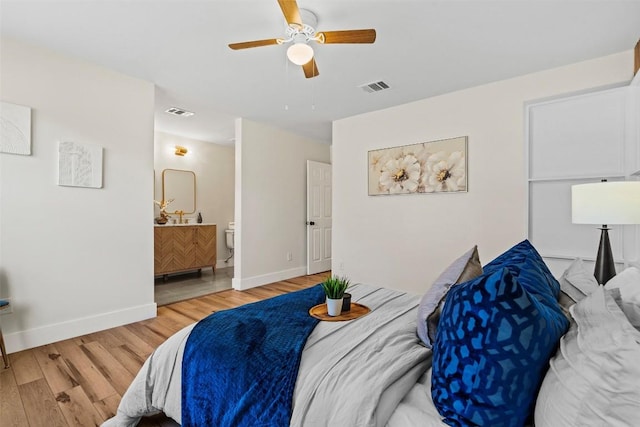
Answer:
[526,75,640,278]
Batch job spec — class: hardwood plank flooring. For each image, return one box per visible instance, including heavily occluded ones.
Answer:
[18,378,68,426]
[1,272,327,426]
[0,366,29,426]
[31,344,79,394]
[56,385,104,426]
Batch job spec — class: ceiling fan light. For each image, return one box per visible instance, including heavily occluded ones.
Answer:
[287,42,314,65]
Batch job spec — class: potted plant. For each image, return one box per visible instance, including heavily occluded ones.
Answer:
[321,275,350,316]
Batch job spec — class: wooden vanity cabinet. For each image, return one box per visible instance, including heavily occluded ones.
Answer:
[154,224,216,279]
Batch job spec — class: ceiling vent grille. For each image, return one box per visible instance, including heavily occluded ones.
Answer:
[165,107,195,117]
[358,81,390,93]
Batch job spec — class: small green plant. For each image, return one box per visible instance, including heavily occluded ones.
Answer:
[321,275,350,299]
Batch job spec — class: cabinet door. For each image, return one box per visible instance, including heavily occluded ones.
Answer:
[155,226,191,274]
[154,227,167,274]
[528,88,626,180]
[172,226,197,271]
[195,225,216,267]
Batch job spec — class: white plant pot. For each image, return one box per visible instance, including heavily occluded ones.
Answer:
[326,297,343,316]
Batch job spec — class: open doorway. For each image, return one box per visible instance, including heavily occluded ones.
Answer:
[153,131,235,305]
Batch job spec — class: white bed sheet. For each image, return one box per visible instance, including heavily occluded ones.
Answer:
[386,369,447,427]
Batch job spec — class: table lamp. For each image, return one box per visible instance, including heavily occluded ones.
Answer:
[571,180,640,284]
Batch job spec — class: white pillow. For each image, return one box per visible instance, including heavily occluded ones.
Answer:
[605,266,640,305]
[534,287,640,427]
[605,266,640,329]
[559,258,599,304]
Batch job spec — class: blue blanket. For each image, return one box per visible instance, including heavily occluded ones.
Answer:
[182,284,326,427]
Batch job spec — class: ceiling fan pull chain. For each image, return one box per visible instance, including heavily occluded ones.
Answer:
[284,50,290,111]
[311,71,316,111]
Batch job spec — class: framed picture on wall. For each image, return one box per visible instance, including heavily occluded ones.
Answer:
[58,141,104,188]
[368,136,468,196]
[0,101,32,156]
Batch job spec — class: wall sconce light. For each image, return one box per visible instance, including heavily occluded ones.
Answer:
[175,145,188,156]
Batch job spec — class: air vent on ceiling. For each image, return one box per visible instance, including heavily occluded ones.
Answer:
[358,80,390,93]
[165,107,195,117]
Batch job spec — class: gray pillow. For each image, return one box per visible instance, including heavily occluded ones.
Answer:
[534,286,640,426]
[558,258,599,305]
[416,245,482,348]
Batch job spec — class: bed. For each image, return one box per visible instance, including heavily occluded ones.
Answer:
[102,240,640,427]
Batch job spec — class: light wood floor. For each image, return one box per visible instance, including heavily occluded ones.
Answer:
[1,272,329,427]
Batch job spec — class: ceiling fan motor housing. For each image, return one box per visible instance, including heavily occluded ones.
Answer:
[284,8,318,43]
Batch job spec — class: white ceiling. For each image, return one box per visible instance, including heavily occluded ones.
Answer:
[2,1,639,145]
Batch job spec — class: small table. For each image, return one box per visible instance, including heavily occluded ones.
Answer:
[309,303,371,322]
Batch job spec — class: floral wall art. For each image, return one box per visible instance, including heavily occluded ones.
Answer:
[58,141,103,188]
[0,101,32,155]
[368,136,467,195]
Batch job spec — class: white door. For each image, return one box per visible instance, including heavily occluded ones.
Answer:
[307,160,332,275]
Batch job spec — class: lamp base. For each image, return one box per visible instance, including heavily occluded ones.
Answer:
[594,226,616,285]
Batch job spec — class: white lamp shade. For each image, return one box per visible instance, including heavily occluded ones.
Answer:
[572,181,640,224]
[286,43,314,65]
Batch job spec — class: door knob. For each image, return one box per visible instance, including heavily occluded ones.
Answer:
[306,221,315,226]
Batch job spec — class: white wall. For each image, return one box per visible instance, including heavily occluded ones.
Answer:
[233,118,330,289]
[333,50,635,296]
[154,131,235,265]
[0,38,156,352]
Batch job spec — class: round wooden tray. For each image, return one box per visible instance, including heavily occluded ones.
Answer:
[309,302,371,322]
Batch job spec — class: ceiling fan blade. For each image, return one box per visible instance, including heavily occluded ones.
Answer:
[278,0,303,28]
[228,39,281,50]
[302,58,319,78]
[317,29,376,44]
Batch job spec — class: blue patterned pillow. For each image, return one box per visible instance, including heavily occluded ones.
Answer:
[483,239,561,310]
[431,266,569,427]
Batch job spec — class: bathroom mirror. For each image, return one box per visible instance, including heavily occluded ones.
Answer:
[162,169,196,214]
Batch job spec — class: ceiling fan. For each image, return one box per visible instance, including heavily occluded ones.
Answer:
[228,0,376,79]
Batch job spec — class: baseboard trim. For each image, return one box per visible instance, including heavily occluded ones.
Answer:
[4,302,157,353]
[232,266,307,290]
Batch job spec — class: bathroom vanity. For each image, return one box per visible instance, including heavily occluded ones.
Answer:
[154,224,216,280]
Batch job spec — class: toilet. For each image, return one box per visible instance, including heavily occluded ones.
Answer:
[225,222,235,249]
[224,222,235,263]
